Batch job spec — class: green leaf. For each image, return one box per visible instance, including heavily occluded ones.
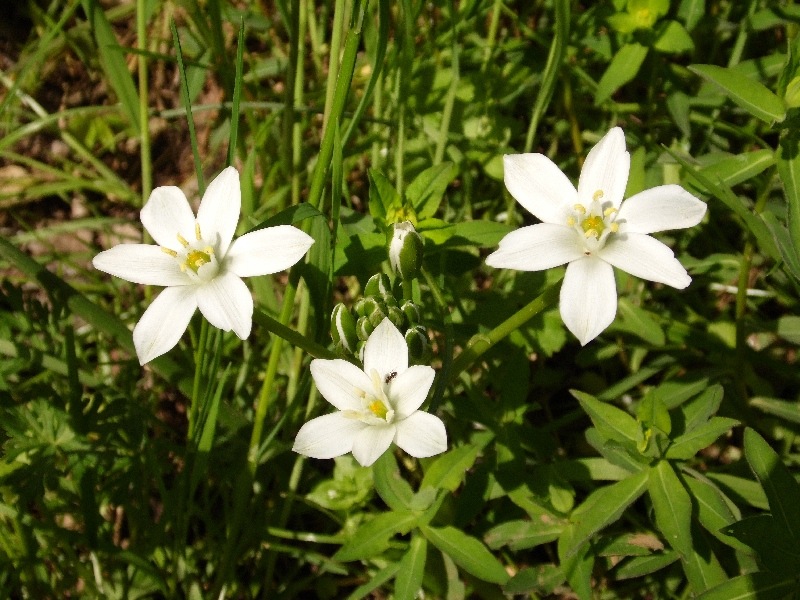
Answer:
[420,444,480,492]
[563,470,650,558]
[705,473,769,511]
[422,525,510,584]
[503,564,564,595]
[649,461,693,557]
[422,220,514,248]
[744,428,800,543]
[675,384,724,434]
[689,64,786,123]
[653,20,695,53]
[484,518,564,551]
[573,390,640,445]
[694,150,775,192]
[776,315,800,345]
[614,551,680,580]
[684,476,749,553]
[613,298,665,346]
[334,511,419,562]
[585,429,646,473]
[666,417,738,459]
[246,202,324,232]
[696,572,800,600]
[394,535,427,600]
[372,451,413,511]
[557,530,593,600]
[406,163,457,220]
[777,133,800,252]
[596,43,649,104]
[723,515,800,575]
[368,169,401,222]
[750,396,800,424]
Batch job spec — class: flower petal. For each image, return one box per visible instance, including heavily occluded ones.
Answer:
[351,424,396,467]
[292,412,365,459]
[391,365,436,419]
[503,154,576,224]
[195,271,253,338]
[599,233,692,289]
[486,223,585,271]
[140,186,196,249]
[197,166,241,256]
[617,185,707,234]
[310,359,375,412]
[225,225,314,277]
[394,412,447,458]
[577,127,629,209]
[132,285,197,364]
[560,257,617,345]
[93,244,191,286]
[363,318,408,380]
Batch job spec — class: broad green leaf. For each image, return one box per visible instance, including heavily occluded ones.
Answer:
[684,477,749,552]
[372,451,413,511]
[557,530,593,600]
[394,535,427,600]
[696,150,775,190]
[420,444,480,492]
[552,457,632,482]
[649,461,693,557]
[675,384,724,434]
[484,518,564,551]
[614,551,679,580]
[563,470,649,558]
[585,429,646,473]
[696,572,800,600]
[705,473,769,510]
[422,220,513,248]
[723,515,800,575]
[750,396,800,424]
[368,169,401,222]
[689,64,786,123]
[596,43,649,104]
[613,298,665,346]
[503,564,564,595]
[573,390,640,444]
[422,525,510,584]
[776,315,800,345]
[596,532,665,557]
[637,393,672,437]
[744,428,800,543]
[334,511,419,561]
[678,0,705,31]
[406,162,457,220]
[665,417,738,459]
[653,20,694,53]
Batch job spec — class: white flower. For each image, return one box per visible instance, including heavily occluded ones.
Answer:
[93,167,315,364]
[293,318,447,467]
[486,127,706,345]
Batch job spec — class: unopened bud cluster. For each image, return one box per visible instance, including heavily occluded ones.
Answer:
[330,273,431,363]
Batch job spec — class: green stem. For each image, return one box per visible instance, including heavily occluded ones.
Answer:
[136,0,151,204]
[172,21,205,193]
[252,308,335,359]
[291,0,307,205]
[524,0,570,152]
[449,277,562,382]
[188,319,209,440]
[481,0,502,72]
[434,1,459,166]
[323,0,347,130]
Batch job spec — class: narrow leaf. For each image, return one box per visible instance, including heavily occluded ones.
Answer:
[696,572,799,600]
[573,390,640,444]
[666,417,738,460]
[596,43,649,104]
[406,163,457,220]
[394,535,427,600]
[420,444,480,492]
[690,64,786,123]
[422,525,509,584]
[334,511,419,562]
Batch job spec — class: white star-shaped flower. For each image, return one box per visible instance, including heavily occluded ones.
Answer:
[93,166,314,364]
[293,318,447,467]
[486,127,706,345]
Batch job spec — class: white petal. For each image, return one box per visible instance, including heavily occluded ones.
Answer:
[140,186,196,249]
[132,285,197,364]
[93,244,191,286]
[394,412,447,458]
[292,412,365,459]
[599,233,692,289]
[485,223,585,271]
[197,166,241,256]
[310,359,375,412]
[560,257,617,346]
[391,365,436,420]
[503,154,576,224]
[617,185,707,234]
[225,225,314,277]
[195,271,253,338]
[363,318,408,380]
[577,127,629,209]
[351,425,396,467]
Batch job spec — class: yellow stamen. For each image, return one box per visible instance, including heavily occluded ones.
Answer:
[581,215,605,237]
[573,204,586,214]
[185,249,213,273]
[161,247,178,257]
[610,223,619,233]
[195,222,202,241]
[593,189,604,201]
[176,233,189,248]
[604,207,617,217]
[566,216,576,226]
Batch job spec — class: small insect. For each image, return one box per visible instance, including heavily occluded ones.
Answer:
[385,371,397,384]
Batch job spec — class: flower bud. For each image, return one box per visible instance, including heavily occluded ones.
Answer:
[365,273,392,297]
[401,300,421,325]
[387,306,405,329]
[357,316,375,341]
[353,297,368,317]
[330,303,358,353]
[405,325,429,361]
[388,221,424,280]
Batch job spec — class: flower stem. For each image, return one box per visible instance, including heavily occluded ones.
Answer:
[188,318,209,441]
[448,277,562,383]
[136,0,151,204]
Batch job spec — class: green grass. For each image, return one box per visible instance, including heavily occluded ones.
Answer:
[2,0,800,598]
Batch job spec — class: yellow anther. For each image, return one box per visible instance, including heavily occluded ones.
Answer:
[176,233,189,248]
[593,189,604,201]
[368,399,388,420]
[584,229,598,239]
[610,223,619,233]
[161,247,178,257]
[573,204,587,214]
[185,249,212,273]
[581,215,605,237]
[195,222,202,241]
[604,207,617,217]
[566,216,576,226]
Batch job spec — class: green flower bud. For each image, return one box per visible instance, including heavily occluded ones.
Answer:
[361,297,380,316]
[330,303,358,353]
[369,309,387,328]
[405,325,429,361]
[401,300,421,325]
[387,306,405,329]
[364,273,392,297]
[357,316,375,341]
[381,292,398,308]
[353,297,368,317]
[388,221,424,280]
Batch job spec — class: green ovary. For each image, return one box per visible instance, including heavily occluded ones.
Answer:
[185,249,213,273]
[367,399,389,420]
[581,215,605,237]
